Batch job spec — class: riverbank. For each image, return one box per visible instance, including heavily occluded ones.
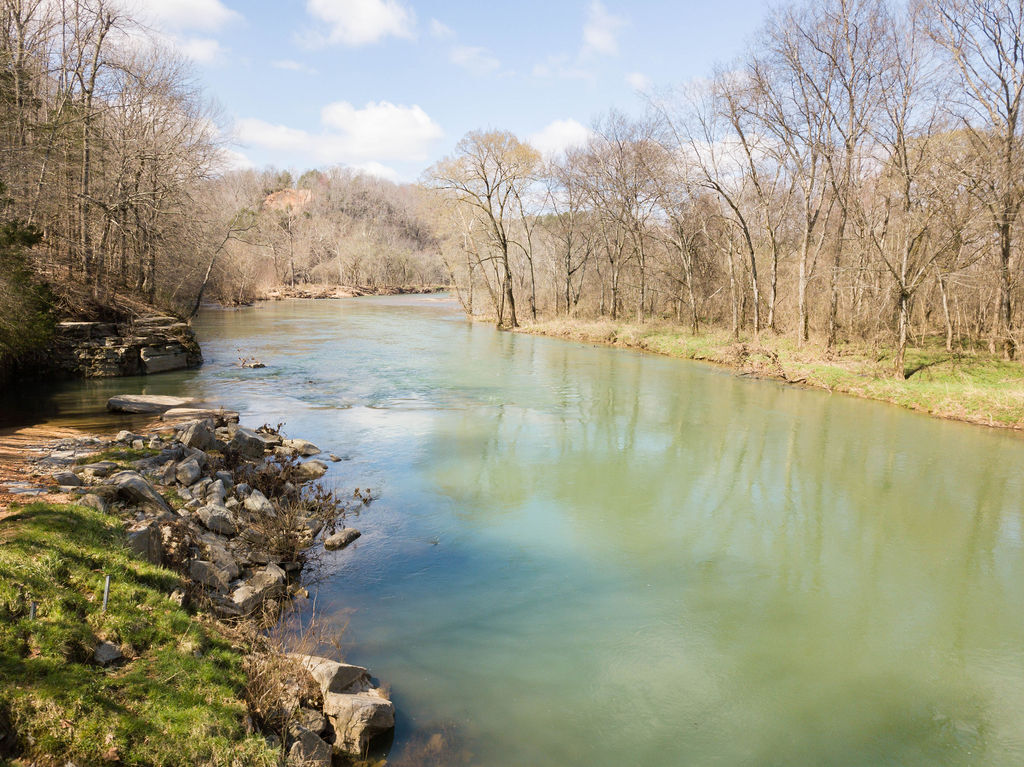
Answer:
[262,284,447,301]
[0,402,393,766]
[517,318,1024,430]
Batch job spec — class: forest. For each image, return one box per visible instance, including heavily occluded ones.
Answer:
[2,0,1023,381]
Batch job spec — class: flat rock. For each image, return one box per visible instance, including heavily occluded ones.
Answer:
[106,394,194,414]
[94,641,123,666]
[324,528,360,551]
[162,407,240,425]
[53,470,82,487]
[323,690,395,756]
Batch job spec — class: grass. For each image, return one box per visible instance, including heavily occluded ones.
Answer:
[75,447,161,467]
[520,318,1024,429]
[0,502,277,767]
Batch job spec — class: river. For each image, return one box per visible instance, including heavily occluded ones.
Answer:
[5,295,1024,766]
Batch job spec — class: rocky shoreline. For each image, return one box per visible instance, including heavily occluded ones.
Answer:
[18,394,393,764]
[51,315,203,378]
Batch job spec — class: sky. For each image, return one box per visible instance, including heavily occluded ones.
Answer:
[130,0,773,182]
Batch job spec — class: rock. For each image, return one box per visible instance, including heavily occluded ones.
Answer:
[127,520,163,564]
[94,641,123,666]
[106,394,194,414]
[78,493,109,513]
[290,708,328,737]
[204,543,240,581]
[75,461,118,480]
[196,505,236,536]
[303,517,325,538]
[323,690,395,756]
[206,479,228,504]
[189,559,230,592]
[215,470,233,486]
[283,438,320,456]
[228,427,269,459]
[328,454,341,462]
[243,488,275,517]
[53,471,82,487]
[162,407,240,425]
[115,430,135,442]
[106,471,173,514]
[140,346,189,374]
[286,727,331,767]
[175,456,203,486]
[230,563,286,613]
[288,654,371,697]
[179,419,215,451]
[294,460,328,482]
[235,482,252,497]
[324,528,360,551]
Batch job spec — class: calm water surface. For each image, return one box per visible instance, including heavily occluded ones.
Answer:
[5,296,1024,766]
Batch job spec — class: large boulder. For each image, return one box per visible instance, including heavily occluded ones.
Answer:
[106,471,173,514]
[228,427,269,459]
[106,394,194,414]
[230,563,286,613]
[323,690,395,756]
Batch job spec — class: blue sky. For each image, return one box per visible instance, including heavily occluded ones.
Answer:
[134,0,772,181]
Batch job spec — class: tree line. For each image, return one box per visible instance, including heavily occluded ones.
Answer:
[426,0,1024,376]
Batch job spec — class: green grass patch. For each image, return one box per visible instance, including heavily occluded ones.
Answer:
[0,502,276,766]
[75,447,161,467]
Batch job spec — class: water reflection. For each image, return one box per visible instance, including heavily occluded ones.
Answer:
[5,296,1024,765]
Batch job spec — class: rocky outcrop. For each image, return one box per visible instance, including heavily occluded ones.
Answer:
[52,315,202,378]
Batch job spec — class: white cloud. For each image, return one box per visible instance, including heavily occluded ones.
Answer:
[582,1,626,57]
[429,18,455,40]
[529,118,592,158]
[272,59,318,75]
[221,147,255,171]
[135,0,239,32]
[305,0,415,46]
[532,54,594,82]
[176,36,224,63]
[351,161,401,181]
[626,71,651,91]
[236,101,443,166]
[450,45,500,75]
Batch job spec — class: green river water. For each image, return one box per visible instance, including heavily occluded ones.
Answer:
[5,295,1024,766]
